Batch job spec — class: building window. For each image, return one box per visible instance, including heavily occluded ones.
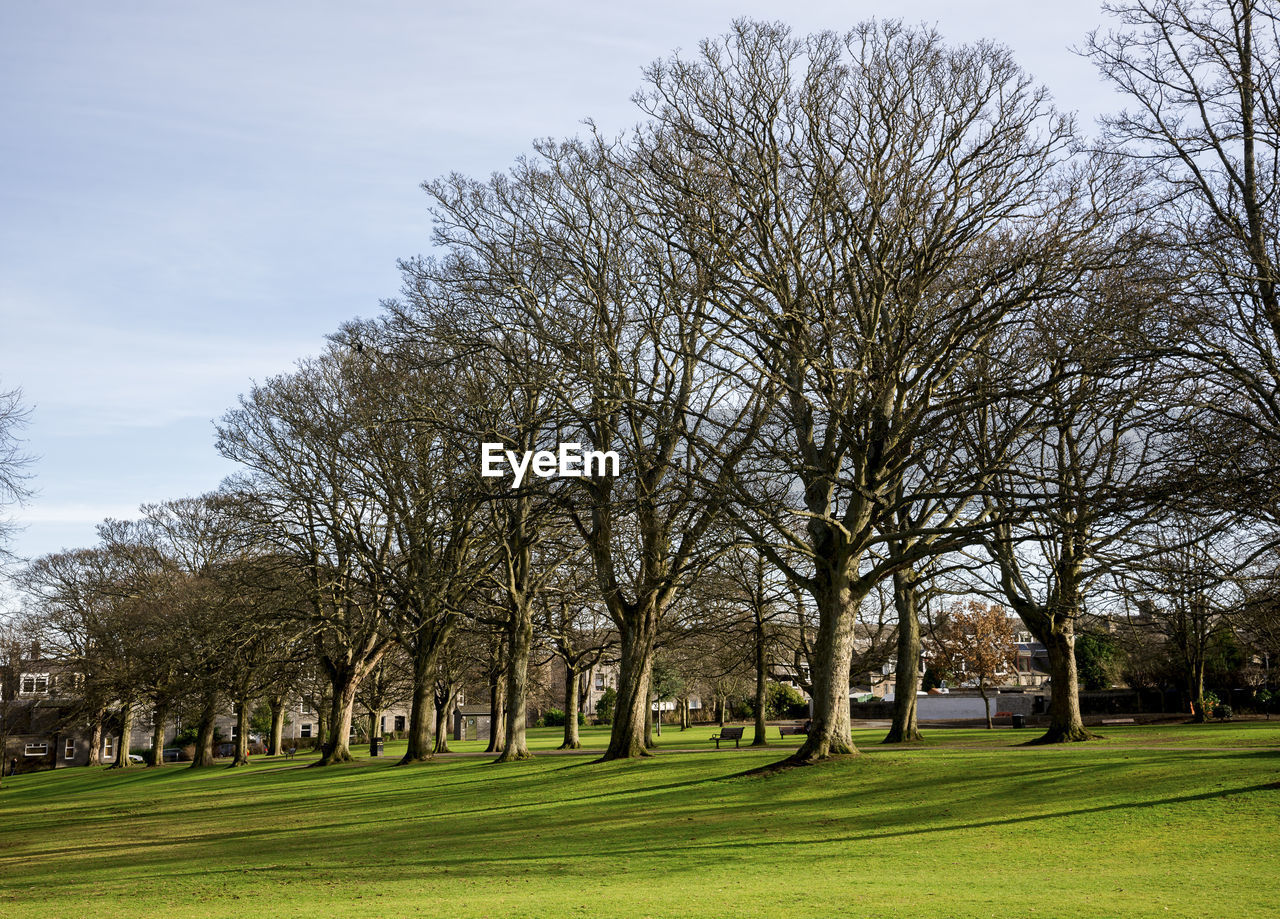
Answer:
[20,673,50,695]
[394,716,405,732]
[64,738,75,760]
[103,737,115,760]
[595,673,605,690]
[301,700,314,715]
[300,724,312,738]
[25,742,49,757]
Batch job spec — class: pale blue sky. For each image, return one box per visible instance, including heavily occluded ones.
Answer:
[0,1,1117,568]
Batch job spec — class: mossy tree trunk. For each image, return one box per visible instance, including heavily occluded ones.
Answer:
[433,692,453,754]
[884,567,923,744]
[485,673,504,754]
[109,702,135,769]
[496,593,534,762]
[316,673,359,766]
[149,704,167,766]
[560,665,582,749]
[604,608,659,760]
[790,568,860,764]
[230,699,252,766]
[1033,627,1094,742]
[191,693,218,767]
[400,644,440,763]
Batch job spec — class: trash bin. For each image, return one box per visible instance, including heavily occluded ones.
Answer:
[370,737,385,757]
[1012,714,1025,729]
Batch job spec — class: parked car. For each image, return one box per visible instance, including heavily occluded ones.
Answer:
[127,754,145,764]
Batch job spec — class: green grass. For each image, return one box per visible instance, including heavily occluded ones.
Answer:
[2,722,1278,918]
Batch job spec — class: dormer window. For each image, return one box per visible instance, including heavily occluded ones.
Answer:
[20,673,50,695]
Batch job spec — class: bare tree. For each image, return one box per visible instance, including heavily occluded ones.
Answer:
[977,276,1181,743]
[637,20,1115,762]
[218,353,396,766]
[1089,0,1280,522]
[421,129,771,761]
[0,385,33,565]
[1117,514,1246,720]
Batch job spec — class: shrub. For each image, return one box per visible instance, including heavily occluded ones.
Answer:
[921,665,947,692]
[595,687,617,725]
[1199,690,1220,719]
[543,708,566,727]
[1213,702,1233,721]
[1256,688,1273,718]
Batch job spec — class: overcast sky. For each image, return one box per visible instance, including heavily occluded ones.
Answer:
[0,1,1121,573]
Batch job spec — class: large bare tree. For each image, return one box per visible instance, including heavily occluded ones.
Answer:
[420,130,771,761]
[218,353,396,766]
[1089,0,1280,522]
[637,20,1119,761]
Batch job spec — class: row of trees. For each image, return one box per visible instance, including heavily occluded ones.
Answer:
[7,3,1280,768]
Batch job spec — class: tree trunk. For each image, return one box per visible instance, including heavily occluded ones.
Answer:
[268,698,285,756]
[87,709,104,767]
[981,684,993,729]
[791,573,860,763]
[191,694,218,767]
[884,568,923,743]
[485,674,504,754]
[149,704,166,766]
[230,699,252,766]
[433,690,454,754]
[1189,659,1207,723]
[109,703,135,769]
[316,690,330,750]
[603,613,658,760]
[715,695,726,726]
[680,697,690,730]
[496,600,534,762]
[315,669,360,766]
[400,645,439,764]
[1032,627,1096,743]
[560,663,582,749]
[752,612,768,746]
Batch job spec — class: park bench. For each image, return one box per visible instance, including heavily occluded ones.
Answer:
[711,726,745,748]
[778,724,808,738]
[283,747,297,760]
[1100,718,1136,725]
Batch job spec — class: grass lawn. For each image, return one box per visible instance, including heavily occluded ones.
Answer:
[1,722,1277,918]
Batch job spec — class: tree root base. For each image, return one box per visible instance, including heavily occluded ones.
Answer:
[1023,726,1101,745]
[493,748,534,763]
[396,753,435,766]
[881,729,924,744]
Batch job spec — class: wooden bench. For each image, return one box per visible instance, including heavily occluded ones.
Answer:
[778,725,808,738]
[1100,718,1135,725]
[711,726,745,748]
